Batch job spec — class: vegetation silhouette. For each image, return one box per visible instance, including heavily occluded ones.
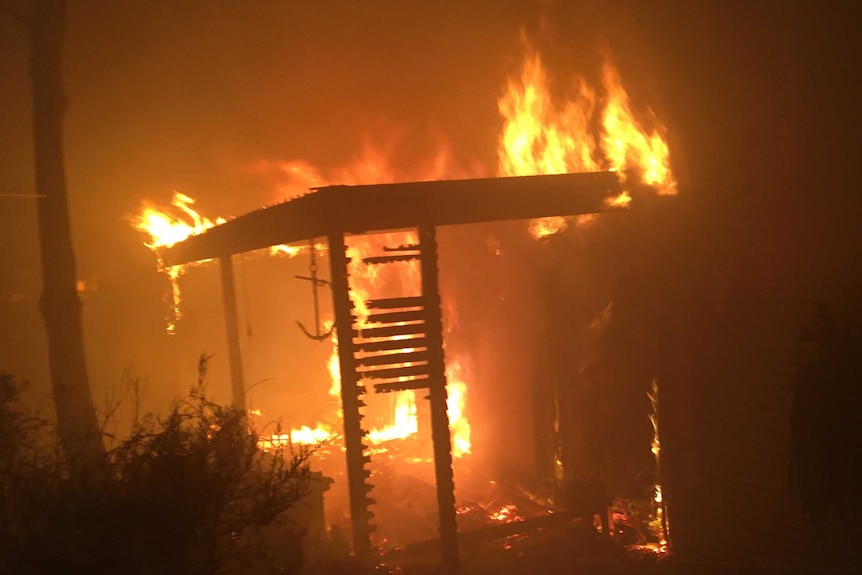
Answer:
[0,357,316,575]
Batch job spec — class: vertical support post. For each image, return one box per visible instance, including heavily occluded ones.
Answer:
[219,254,245,412]
[327,232,373,562]
[419,226,459,574]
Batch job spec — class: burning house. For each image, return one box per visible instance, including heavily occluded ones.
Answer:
[137,168,675,570]
[126,40,680,572]
[4,2,862,573]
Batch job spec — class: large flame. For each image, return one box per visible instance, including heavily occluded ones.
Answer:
[497,46,676,238]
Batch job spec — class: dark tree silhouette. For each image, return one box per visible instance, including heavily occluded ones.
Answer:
[790,307,862,544]
[1,0,103,476]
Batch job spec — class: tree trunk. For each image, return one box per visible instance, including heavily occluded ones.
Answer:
[30,0,103,475]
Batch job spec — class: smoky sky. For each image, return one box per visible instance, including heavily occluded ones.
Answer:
[2,0,861,422]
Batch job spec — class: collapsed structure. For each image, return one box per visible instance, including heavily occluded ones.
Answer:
[158,170,626,573]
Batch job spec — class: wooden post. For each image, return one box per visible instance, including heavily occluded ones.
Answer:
[419,226,459,574]
[327,232,374,562]
[219,254,245,412]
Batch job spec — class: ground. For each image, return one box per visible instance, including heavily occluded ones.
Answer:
[369,518,851,575]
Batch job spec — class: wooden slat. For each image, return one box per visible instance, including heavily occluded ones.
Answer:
[355,337,428,353]
[359,364,429,380]
[360,309,426,325]
[372,377,431,394]
[362,254,419,265]
[355,323,426,340]
[366,296,424,310]
[356,350,428,367]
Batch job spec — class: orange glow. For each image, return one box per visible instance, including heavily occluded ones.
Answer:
[604,190,632,209]
[367,391,418,444]
[346,231,424,448]
[446,361,471,457]
[497,45,676,238]
[259,424,336,450]
[601,63,676,195]
[269,244,304,257]
[325,320,342,401]
[527,216,568,239]
[648,379,668,552]
[132,192,226,249]
[257,145,476,459]
[131,192,227,333]
[489,504,524,523]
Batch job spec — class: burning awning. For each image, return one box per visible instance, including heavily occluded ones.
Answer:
[159,170,622,266]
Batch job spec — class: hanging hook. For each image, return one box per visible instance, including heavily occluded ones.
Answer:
[295,238,334,342]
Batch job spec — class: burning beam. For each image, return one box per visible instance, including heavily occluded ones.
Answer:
[159,171,621,267]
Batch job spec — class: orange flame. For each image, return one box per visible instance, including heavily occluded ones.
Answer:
[131,192,227,333]
[132,193,311,333]
[367,391,419,444]
[132,192,226,249]
[497,46,676,238]
[446,360,471,457]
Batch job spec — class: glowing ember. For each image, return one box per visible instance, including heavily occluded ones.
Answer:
[489,504,524,523]
[604,190,632,209]
[527,216,568,239]
[648,379,668,551]
[497,45,676,238]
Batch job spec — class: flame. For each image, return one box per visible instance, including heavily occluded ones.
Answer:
[133,194,313,333]
[133,192,226,249]
[601,63,675,195]
[269,244,304,257]
[446,361,471,457]
[367,392,418,444]
[255,146,476,459]
[345,231,425,448]
[489,504,524,523]
[131,192,227,333]
[259,424,336,450]
[497,45,676,238]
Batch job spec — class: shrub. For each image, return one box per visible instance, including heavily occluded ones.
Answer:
[0,359,313,575]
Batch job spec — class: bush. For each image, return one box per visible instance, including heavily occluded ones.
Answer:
[0,359,313,575]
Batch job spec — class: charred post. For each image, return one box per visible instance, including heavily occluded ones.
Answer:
[419,225,459,574]
[327,232,375,562]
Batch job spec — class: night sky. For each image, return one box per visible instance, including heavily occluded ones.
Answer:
[2,0,861,443]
